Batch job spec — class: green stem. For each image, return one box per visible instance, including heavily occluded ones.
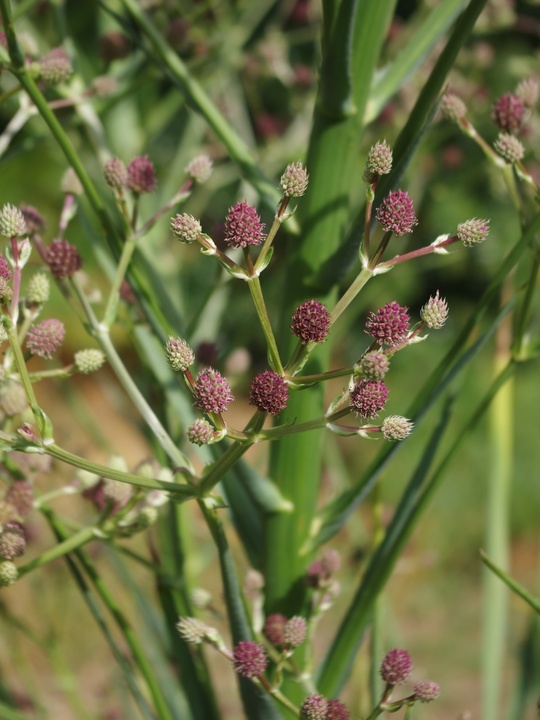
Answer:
[330,266,374,325]
[246,276,284,375]
[17,523,97,577]
[480,551,540,615]
[102,231,137,328]
[254,209,286,274]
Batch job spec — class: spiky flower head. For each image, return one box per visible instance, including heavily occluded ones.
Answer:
[0,561,18,587]
[26,272,50,304]
[224,201,265,248]
[492,92,524,132]
[102,477,132,509]
[46,239,82,278]
[365,140,393,179]
[61,168,83,195]
[104,157,128,188]
[263,613,287,645]
[170,213,202,245]
[0,523,26,561]
[187,418,215,446]
[166,336,195,372]
[26,318,65,359]
[382,415,414,441]
[176,616,212,645]
[380,648,413,685]
[0,277,12,303]
[20,204,46,235]
[350,379,389,419]
[284,616,307,648]
[127,155,157,194]
[39,47,73,85]
[291,299,331,345]
[0,204,27,238]
[193,368,234,414]
[280,161,309,197]
[494,132,525,164]
[440,93,467,122]
[249,370,289,415]
[74,349,106,374]
[0,382,27,417]
[0,256,11,283]
[376,190,418,236]
[365,301,410,346]
[326,699,351,720]
[457,218,490,247]
[420,291,449,329]
[185,155,213,184]
[516,77,539,108]
[300,694,328,720]
[359,351,390,381]
[413,680,440,703]
[5,481,34,518]
[233,641,268,678]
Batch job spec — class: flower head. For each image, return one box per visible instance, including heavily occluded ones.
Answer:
[127,155,157,194]
[457,218,490,247]
[382,416,414,441]
[350,379,389,419]
[104,157,128,189]
[413,679,440,703]
[420,291,449,329]
[358,351,390,381]
[176,616,213,645]
[187,419,216,446]
[224,201,265,248]
[492,92,524,132]
[280,161,309,197]
[0,256,11,283]
[26,273,50,304]
[300,694,328,720]
[440,93,467,122]
[39,47,73,85]
[233,641,268,678]
[284,616,307,648]
[306,549,341,587]
[0,523,26,561]
[249,370,289,415]
[5,481,34,517]
[26,318,65,359]
[494,132,525,164]
[193,368,234,414]
[380,648,413,685]
[171,213,202,244]
[326,699,351,720]
[20,204,46,235]
[185,155,213,184]
[46,239,82,278]
[0,561,18,587]
[263,613,287,645]
[74,349,106,374]
[376,190,418,236]
[516,77,539,108]
[166,336,195,372]
[0,204,27,238]
[291,299,331,344]
[365,301,410,346]
[365,140,393,179]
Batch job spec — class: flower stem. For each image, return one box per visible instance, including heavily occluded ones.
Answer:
[329,266,374,326]
[17,523,97,577]
[246,276,284,375]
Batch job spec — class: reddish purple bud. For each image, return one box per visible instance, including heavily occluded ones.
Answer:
[375,190,418,236]
[26,318,65,359]
[46,239,82,278]
[365,301,410,346]
[0,522,26,560]
[5,481,34,517]
[233,641,268,678]
[0,256,11,282]
[300,694,328,720]
[492,92,524,132]
[291,299,331,344]
[284,616,307,648]
[186,419,215,446]
[224,201,265,248]
[127,155,157,194]
[39,47,73,85]
[413,679,440,703]
[350,379,389,419]
[263,613,287,645]
[193,368,234,414]
[457,218,490,247]
[380,648,413,685]
[326,699,351,720]
[249,370,289,415]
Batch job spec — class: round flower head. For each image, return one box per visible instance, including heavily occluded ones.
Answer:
[420,291,448,329]
[166,336,195,372]
[492,92,524,132]
[176,616,212,645]
[326,699,351,720]
[263,613,287,645]
[376,189,418,236]
[0,383,27,417]
[0,204,27,238]
[224,201,265,248]
[46,239,83,278]
[0,561,18,587]
[380,648,413,685]
[457,218,490,247]
[39,47,73,85]
[365,301,410,346]
[104,157,128,189]
[365,140,393,179]
[0,523,26,561]
[233,641,268,679]
[74,349,106,374]
[414,679,440,703]
[6,481,34,517]
[249,370,289,415]
[193,368,234,414]
[127,155,157,194]
[359,351,390,381]
[494,132,524,164]
[300,694,328,720]
[516,77,539,108]
[61,168,83,196]
[291,299,331,344]
[280,161,309,197]
[0,256,11,283]
[185,155,213,184]
[26,272,50,304]
[26,318,65,359]
[187,418,215,446]
[350,379,389,419]
[382,415,414,441]
[284,616,307,648]
[170,213,202,244]
[440,93,467,122]
[20,204,46,235]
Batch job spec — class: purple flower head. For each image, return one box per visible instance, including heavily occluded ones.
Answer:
[440,93,467,122]
[39,47,73,85]
[0,256,12,283]
[263,613,287,646]
[291,299,331,345]
[104,157,128,189]
[350,379,389,419]
[249,370,289,415]
[359,351,390,381]
[224,201,265,248]
[5,481,34,517]
[414,679,440,703]
[284,616,307,648]
[306,549,341,588]
[492,92,524,132]
[26,318,65,359]
[46,239,83,279]
[365,140,393,180]
[127,155,157,194]
[365,301,410,346]
[326,699,351,720]
[193,368,234,414]
[233,641,268,678]
[186,419,215,446]
[380,648,413,685]
[0,522,26,561]
[494,132,524,164]
[375,190,418,236]
[457,218,490,247]
[300,694,328,720]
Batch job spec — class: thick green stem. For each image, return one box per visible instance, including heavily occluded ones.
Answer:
[17,523,96,577]
[246,276,284,374]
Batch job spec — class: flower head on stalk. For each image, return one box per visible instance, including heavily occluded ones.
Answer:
[420,291,448,330]
[26,318,65,359]
[380,648,413,685]
[185,155,213,184]
[364,140,393,181]
[280,161,309,197]
[127,155,157,194]
[350,379,389,419]
[492,92,524,132]
[104,157,128,189]
[381,415,414,441]
[494,132,525,164]
[440,93,467,122]
[300,694,328,720]
[375,190,418,236]
[171,214,202,244]
[457,218,490,247]
[0,205,27,238]
[224,201,265,248]
[193,368,234,414]
[413,679,440,703]
[46,239,82,278]
[365,302,410,346]
[233,641,268,678]
[249,370,289,415]
[291,299,331,344]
